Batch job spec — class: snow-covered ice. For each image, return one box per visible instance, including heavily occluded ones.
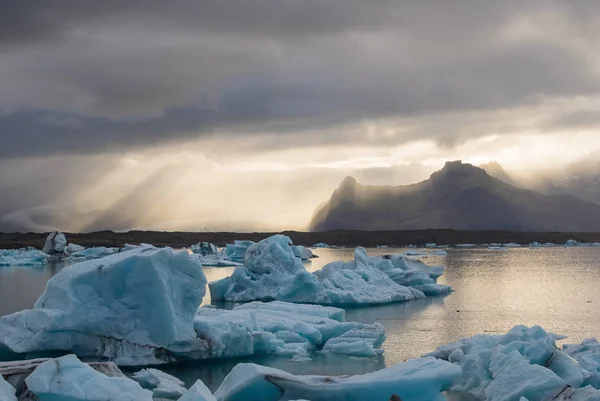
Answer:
[193,301,385,360]
[210,235,447,305]
[25,354,152,401]
[0,375,16,401]
[41,231,67,255]
[132,368,186,399]
[427,325,600,401]
[0,246,208,365]
[213,358,461,401]
[0,247,48,267]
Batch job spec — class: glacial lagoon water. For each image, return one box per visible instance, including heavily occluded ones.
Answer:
[1,247,600,392]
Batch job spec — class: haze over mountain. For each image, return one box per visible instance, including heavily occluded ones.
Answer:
[310,161,600,232]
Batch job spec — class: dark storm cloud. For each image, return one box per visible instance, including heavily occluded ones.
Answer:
[2,0,600,159]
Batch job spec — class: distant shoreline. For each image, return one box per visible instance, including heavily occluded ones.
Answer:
[1,229,600,250]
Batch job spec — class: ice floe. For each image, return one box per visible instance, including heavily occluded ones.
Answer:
[427,325,600,401]
[132,368,186,399]
[0,374,16,401]
[25,354,152,401]
[194,301,385,360]
[210,235,448,305]
[0,247,48,267]
[213,358,461,401]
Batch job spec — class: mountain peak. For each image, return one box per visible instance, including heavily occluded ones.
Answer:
[430,160,486,181]
[340,176,358,187]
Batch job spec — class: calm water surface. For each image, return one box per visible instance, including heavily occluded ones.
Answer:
[1,247,600,392]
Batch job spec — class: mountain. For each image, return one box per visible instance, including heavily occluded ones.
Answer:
[479,161,516,186]
[309,161,600,232]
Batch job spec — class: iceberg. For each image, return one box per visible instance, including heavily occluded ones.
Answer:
[372,254,451,296]
[193,301,385,360]
[67,246,120,260]
[65,243,86,255]
[292,245,316,261]
[0,375,16,401]
[430,249,448,256]
[132,368,186,399]
[191,242,218,256]
[225,240,255,262]
[0,247,48,267]
[41,231,67,255]
[427,325,600,401]
[213,358,461,401]
[178,380,217,401]
[0,246,208,366]
[193,253,244,267]
[209,235,440,305]
[312,242,330,248]
[25,354,152,401]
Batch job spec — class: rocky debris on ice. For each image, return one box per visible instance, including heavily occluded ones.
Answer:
[427,324,600,401]
[41,231,67,255]
[190,242,218,256]
[0,246,208,366]
[132,368,186,399]
[25,354,152,401]
[214,358,461,401]
[0,375,16,401]
[194,301,385,360]
[210,235,436,305]
[0,248,48,267]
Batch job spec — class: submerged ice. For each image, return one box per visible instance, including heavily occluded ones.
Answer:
[210,234,449,305]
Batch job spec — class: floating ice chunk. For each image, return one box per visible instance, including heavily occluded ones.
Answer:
[321,325,386,357]
[193,301,385,360]
[234,301,345,322]
[178,380,217,401]
[214,358,461,401]
[404,249,430,256]
[210,235,437,305]
[0,246,207,365]
[373,254,451,296]
[0,247,48,266]
[456,244,477,248]
[502,243,522,248]
[25,354,152,401]
[566,239,582,247]
[292,245,316,260]
[425,243,438,248]
[430,249,448,256]
[65,243,86,255]
[67,246,120,260]
[312,242,330,248]
[42,231,67,255]
[225,240,255,262]
[132,368,186,399]
[0,375,16,401]
[427,325,600,401]
[191,242,218,256]
[193,253,244,267]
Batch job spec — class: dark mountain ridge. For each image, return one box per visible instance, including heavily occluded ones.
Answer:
[309,161,600,232]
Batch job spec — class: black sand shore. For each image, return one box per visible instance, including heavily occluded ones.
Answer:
[1,229,600,250]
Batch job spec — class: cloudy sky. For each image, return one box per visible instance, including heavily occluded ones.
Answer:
[2,0,600,232]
